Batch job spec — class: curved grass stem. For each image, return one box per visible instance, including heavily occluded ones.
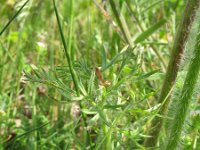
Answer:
[53,0,92,148]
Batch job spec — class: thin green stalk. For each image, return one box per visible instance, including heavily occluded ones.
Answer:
[0,45,3,94]
[32,88,37,150]
[53,0,92,147]
[103,110,112,150]
[93,0,125,42]
[144,0,200,147]
[68,0,75,61]
[124,0,143,32]
[86,0,92,64]
[7,122,50,149]
[109,0,134,48]
[53,0,79,94]
[166,16,200,150]
[0,0,29,36]
[125,0,167,69]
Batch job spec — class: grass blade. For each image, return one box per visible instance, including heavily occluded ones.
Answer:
[53,1,92,147]
[0,0,29,36]
[5,122,50,149]
[134,19,167,44]
[109,0,134,48]
[52,0,79,94]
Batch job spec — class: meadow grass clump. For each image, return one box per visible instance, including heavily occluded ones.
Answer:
[1,0,200,149]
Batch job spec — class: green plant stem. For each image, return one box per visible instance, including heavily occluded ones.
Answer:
[68,0,75,61]
[109,0,134,48]
[32,88,37,150]
[53,0,79,94]
[53,0,92,148]
[103,110,111,150]
[144,0,200,147]
[7,122,50,149]
[166,17,200,150]
[0,0,29,36]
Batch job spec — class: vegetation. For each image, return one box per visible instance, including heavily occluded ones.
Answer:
[0,0,200,149]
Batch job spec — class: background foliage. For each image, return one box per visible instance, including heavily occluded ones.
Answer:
[0,0,199,149]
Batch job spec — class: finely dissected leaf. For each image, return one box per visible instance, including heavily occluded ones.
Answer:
[109,70,159,93]
[7,122,50,148]
[101,52,123,72]
[101,45,129,72]
[24,68,74,97]
[134,19,167,44]
[53,0,80,94]
[53,1,92,146]
[2,0,199,149]
[96,100,134,149]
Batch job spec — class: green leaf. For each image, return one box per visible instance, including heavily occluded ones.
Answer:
[141,0,163,13]
[134,19,167,44]
[136,70,160,81]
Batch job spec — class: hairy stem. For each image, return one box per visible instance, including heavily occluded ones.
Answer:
[144,0,200,147]
[166,14,200,150]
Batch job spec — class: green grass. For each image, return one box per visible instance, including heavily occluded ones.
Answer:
[0,0,200,150]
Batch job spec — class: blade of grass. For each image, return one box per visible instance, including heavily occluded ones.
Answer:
[0,0,29,36]
[134,19,167,44]
[52,0,92,148]
[109,0,134,48]
[93,0,125,42]
[5,122,50,149]
[125,0,167,69]
[53,0,79,94]
[68,0,75,61]
[141,0,163,14]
